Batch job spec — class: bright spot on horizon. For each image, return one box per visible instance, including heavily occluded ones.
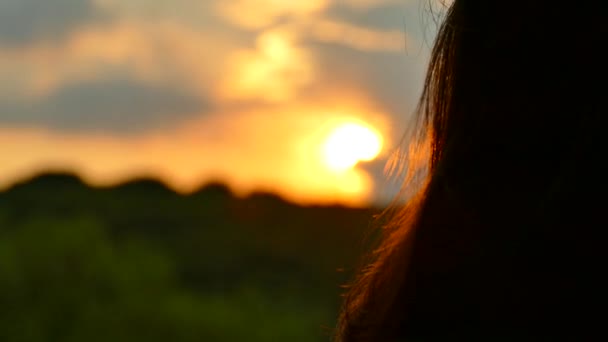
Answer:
[322,122,383,172]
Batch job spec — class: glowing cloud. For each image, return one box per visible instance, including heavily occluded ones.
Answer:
[218,28,314,103]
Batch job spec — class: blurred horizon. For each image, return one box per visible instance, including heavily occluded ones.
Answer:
[0,168,387,208]
[0,167,380,341]
[0,0,447,207]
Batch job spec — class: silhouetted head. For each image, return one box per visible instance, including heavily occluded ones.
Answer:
[336,1,607,340]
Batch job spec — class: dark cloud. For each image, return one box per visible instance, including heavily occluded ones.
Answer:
[0,78,209,134]
[0,0,110,47]
[325,2,410,31]
[308,40,427,130]
[323,1,439,50]
[306,1,436,132]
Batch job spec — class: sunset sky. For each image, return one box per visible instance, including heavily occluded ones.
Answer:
[0,0,447,206]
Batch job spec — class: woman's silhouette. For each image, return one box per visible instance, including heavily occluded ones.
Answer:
[336,1,606,340]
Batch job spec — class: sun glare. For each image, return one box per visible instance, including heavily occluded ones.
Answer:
[322,122,383,172]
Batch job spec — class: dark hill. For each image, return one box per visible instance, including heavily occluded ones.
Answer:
[0,171,382,341]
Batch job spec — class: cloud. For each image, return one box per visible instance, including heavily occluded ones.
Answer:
[323,0,439,48]
[336,0,406,11]
[216,0,330,29]
[0,22,214,93]
[327,1,410,31]
[0,0,438,205]
[217,28,315,103]
[0,0,428,125]
[0,20,239,133]
[0,0,111,47]
[304,17,407,52]
[212,0,425,110]
[312,41,427,122]
[297,0,436,135]
[0,77,208,134]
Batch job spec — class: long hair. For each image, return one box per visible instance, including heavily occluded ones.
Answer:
[336,1,607,340]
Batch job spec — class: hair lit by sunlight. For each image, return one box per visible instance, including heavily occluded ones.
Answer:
[322,122,383,173]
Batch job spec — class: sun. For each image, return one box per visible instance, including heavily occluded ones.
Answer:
[322,122,383,172]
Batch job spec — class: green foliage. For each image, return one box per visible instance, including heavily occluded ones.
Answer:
[0,173,379,341]
[0,217,176,341]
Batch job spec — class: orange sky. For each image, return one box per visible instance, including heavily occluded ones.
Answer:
[0,0,443,206]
